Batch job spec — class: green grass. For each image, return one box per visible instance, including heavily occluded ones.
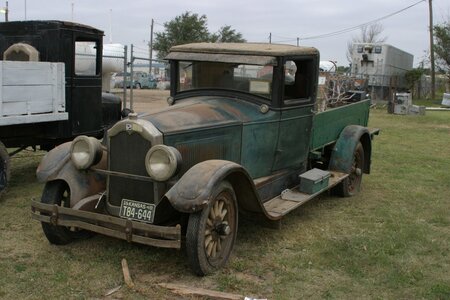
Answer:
[0,110,449,299]
[413,98,444,107]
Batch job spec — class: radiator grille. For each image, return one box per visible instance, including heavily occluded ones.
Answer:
[108,131,154,206]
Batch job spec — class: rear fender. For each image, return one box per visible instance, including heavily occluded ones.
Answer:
[165,160,267,216]
[36,142,107,207]
[329,125,372,174]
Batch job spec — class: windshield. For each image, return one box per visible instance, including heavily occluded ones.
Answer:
[177,61,273,99]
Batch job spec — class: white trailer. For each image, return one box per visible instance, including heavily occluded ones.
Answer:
[350,43,413,100]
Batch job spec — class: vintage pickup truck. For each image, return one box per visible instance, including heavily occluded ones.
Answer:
[31,43,378,276]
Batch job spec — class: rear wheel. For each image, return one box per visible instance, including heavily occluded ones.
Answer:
[186,181,238,276]
[335,142,365,197]
[41,181,90,244]
[0,141,10,197]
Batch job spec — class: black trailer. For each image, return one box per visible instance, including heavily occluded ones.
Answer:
[0,20,122,196]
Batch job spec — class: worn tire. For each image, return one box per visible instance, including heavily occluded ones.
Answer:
[41,181,91,244]
[186,181,238,276]
[0,141,10,197]
[334,142,365,197]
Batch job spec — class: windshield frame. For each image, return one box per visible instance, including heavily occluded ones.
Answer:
[172,60,281,105]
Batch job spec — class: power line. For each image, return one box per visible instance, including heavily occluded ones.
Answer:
[272,34,297,40]
[300,0,426,40]
[272,38,297,43]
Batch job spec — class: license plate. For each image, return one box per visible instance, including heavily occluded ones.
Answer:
[119,199,155,223]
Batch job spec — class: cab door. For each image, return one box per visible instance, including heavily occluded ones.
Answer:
[272,57,318,171]
[71,37,103,135]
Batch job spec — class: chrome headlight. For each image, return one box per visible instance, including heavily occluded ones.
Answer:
[145,145,181,181]
[70,136,103,170]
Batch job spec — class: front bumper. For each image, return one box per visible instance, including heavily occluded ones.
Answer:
[31,201,181,249]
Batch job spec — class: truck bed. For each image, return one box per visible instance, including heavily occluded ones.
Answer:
[310,99,371,151]
[0,61,67,126]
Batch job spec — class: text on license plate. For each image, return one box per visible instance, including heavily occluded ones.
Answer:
[119,199,155,223]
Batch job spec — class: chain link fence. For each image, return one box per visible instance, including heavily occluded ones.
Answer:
[106,44,170,110]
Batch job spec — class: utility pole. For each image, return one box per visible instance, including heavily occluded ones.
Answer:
[269,32,272,44]
[5,1,8,21]
[297,37,299,47]
[24,0,26,20]
[149,18,154,75]
[109,9,112,43]
[428,0,435,100]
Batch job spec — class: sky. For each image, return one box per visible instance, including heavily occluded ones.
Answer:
[3,0,450,67]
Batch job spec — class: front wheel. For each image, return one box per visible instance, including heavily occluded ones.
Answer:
[40,181,90,244]
[186,181,238,276]
[335,142,365,197]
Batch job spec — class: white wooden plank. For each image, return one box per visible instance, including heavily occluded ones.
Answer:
[29,101,54,114]
[0,61,66,122]
[0,112,68,126]
[51,63,56,112]
[2,102,27,116]
[2,85,54,104]
[3,100,54,116]
[57,63,66,112]
[58,63,67,112]
[1,61,54,85]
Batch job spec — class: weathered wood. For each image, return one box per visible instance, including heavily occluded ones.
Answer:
[31,201,181,249]
[104,285,121,296]
[121,259,135,288]
[31,200,181,238]
[0,61,67,125]
[264,171,348,218]
[158,283,244,300]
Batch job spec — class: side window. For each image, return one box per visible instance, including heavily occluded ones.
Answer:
[283,59,314,105]
[74,41,98,76]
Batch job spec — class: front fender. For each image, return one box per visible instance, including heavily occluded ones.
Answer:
[36,142,107,207]
[165,160,265,215]
[329,125,372,174]
[36,142,72,183]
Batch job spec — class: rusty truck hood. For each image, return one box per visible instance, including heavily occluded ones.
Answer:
[140,97,266,134]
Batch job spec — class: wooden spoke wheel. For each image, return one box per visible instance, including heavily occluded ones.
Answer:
[186,181,238,276]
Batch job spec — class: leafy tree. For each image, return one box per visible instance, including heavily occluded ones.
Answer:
[404,68,425,98]
[405,68,425,90]
[337,65,350,74]
[346,22,387,63]
[153,12,210,59]
[153,12,245,59]
[433,21,450,86]
[210,25,246,43]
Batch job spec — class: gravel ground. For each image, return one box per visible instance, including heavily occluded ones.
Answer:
[111,88,170,113]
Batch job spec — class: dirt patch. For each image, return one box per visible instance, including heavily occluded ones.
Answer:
[112,89,170,113]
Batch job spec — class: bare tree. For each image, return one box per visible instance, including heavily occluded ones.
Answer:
[346,22,387,63]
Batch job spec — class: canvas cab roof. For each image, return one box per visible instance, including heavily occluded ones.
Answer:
[166,43,319,66]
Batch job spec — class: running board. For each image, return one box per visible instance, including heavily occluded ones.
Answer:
[264,171,348,219]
